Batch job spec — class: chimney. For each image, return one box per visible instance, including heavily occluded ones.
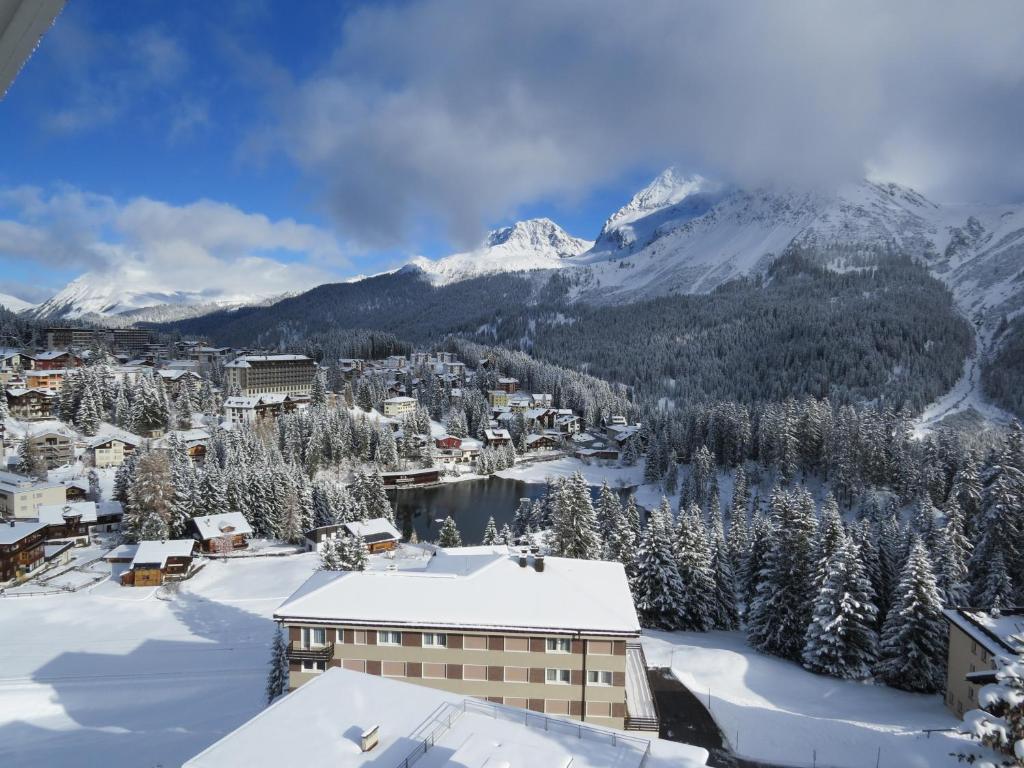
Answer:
[9,520,14,528]
[360,725,380,752]
[534,554,545,573]
[518,548,528,568]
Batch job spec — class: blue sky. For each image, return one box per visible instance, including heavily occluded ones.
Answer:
[0,0,646,302]
[2,0,1022,304]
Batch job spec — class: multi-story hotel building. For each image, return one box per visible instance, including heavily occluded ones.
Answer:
[274,546,658,732]
[224,354,316,396]
[943,607,1024,718]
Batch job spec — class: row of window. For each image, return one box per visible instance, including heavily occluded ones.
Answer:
[299,627,612,654]
[299,659,613,687]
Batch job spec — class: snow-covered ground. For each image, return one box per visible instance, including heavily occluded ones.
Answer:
[641,630,980,768]
[913,352,1013,437]
[0,554,320,768]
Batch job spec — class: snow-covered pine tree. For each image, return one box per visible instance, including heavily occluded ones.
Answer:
[123,451,173,543]
[265,627,289,705]
[482,516,498,545]
[743,508,772,606]
[730,465,749,521]
[747,486,818,661]
[511,497,533,538]
[75,389,100,436]
[643,435,663,485]
[624,494,641,541]
[17,436,47,480]
[935,499,972,607]
[811,493,846,592]
[363,469,394,523]
[497,523,513,545]
[549,472,601,560]
[595,481,622,544]
[663,451,679,495]
[320,538,343,570]
[726,503,750,583]
[437,515,463,548]
[875,537,947,693]
[310,368,328,407]
[631,498,685,630]
[672,502,716,632]
[970,447,1024,609]
[87,469,101,501]
[801,536,879,679]
[707,508,739,631]
[339,533,369,570]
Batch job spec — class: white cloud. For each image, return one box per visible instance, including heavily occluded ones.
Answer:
[266,0,1024,247]
[0,186,345,302]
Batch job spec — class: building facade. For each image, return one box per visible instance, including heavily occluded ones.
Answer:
[0,520,48,583]
[944,608,1024,718]
[0,472,67,518]
[275,549,656,731]
[224,355,316,396]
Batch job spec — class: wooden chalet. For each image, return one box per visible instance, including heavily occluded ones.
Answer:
[0,520,47,583]
[190,512,253,553]
[120,540,196,586]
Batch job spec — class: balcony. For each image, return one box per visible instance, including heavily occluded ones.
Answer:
[288,643,334,663]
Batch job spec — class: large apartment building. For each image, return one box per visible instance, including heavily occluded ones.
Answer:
[44,327,152,353]
[0,471,67,519]
[274,546,658,732]
[224,355,316,396]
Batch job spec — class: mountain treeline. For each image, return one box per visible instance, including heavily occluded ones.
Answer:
[982,314,1024,418]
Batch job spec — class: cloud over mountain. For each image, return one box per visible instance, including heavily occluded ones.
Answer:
[271,0,1024,248]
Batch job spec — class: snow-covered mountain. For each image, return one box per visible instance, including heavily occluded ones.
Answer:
[30,273,281,322]
[409,218,593,285]
[0,292,35,313]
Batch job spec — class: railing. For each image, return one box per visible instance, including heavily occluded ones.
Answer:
[396,698,652,768]
[287,643,334,662]
[624,642,660,732]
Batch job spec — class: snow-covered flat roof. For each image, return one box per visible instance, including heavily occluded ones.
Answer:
[191,512,253,541]
[183,667,706,768]
[225,354,312,367]
[36,501,97,525]
[383,395,416,403]
[131,540,196,569]
[276,548,640,635]
[103,543,139,561]
[0,471,61,493]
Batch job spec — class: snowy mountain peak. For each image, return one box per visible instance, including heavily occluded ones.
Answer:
[483,217,590,258]
[410,218,592,285]
[600,168,710,236]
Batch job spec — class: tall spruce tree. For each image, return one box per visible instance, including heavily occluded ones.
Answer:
[437,515,463,547]
[672,502,716,631]
[632,499,685,630]
[549,472,602,560]
[747,487,818,661]
[875,538,946,693]
[265,628,289,705]
[801,536,879,679]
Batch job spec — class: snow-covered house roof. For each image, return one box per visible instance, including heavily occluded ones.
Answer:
[131,540,196,569]
[341,518,401,545]
[37,501,97,525]
[191,512,253,542]
[182,667,706,768]
[34,349,78,361]
[0,471,61,493]
[383,395,416,404]
[157,368,201,381]
[0,520,47,545]
[155,429,210,448]
[276,548,640,636]
[88,433,140,448]
[945,608,1024,655]
[483,428,511,441]
[103,543,139,561]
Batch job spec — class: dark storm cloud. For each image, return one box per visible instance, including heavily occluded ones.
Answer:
[272,0,1024,247]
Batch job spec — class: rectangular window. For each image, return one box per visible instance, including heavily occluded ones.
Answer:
[504,666,529,683]
[301,660,325,673]
[423,663,446,679]
[353,630,367,645]
[969,686,975,701]
[505,637,529,653]
[422,633,448,648]
[464,664,487,681]
[546,638,571,653]
[336,629,345,644]
[587,670,613,686]
[586,701,612,718]
[545,669,571,685]
[382,661,405,678]
[464,635,488,651]
[545,699,570,715]
[588,641,612,655]
[301,627,327,648]
[377,631,402,646]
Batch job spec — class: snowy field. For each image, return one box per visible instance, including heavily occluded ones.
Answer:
[0,554,320,768]
[641,630,980,768]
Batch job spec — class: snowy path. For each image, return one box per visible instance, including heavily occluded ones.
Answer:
[914,351,1012,436]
